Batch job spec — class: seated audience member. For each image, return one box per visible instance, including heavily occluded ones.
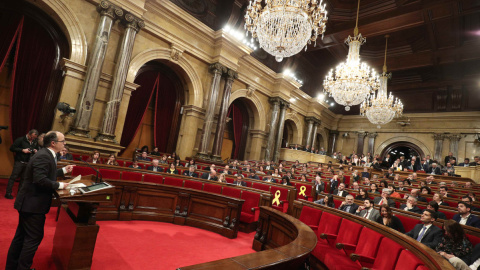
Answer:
[87,151,102,164]
[165,163,179,174]
[338,195,358,214]
[397,180,407,191]
[209,164,217,172]
[379,180,388,189]
[187,159,196,168]
[281,176,292,186]
[464,182,473,189]
[314,194,335,207]
[453,202,480,228]
[459,158,471,167]
[443,162,456,176]
[421,186,432,195]
[202,170,218,181]
[351,170,359,182]
[408,188,428,202]
[217,173,227,183]
[461,196,480,212]
[299,174,308,182]
[128,159,142,169]
[220,165,231,175]
[470,156,480,166]
[233,175,246,187]
[445,152,456,165]
[264,161,274,171]
[248,171,260,180]
[173,159,182,168]
[440,186,452,198]
[426,175,436,185]
[57,146,73,161]
[271,168,281,177]
[369,183,380,195]
[256,166,266,175]
[147,159,162,172]
[243,164,252,172]
[356,198,380,221]
[263,173,276,183]
[105,154,119,166]
[376,205,405,233]
[432,192,450,207]
[314,175,325,194]
[183,166,199,177]
[450,181,458,188]
[427,201,446,220]
[329,175,340,193]
[139,145,149,153]
[405,209,443,249]
[138,151,151,161]
[159,155,168,164]
[468,192,477,202]
[374,188,396,208]
[400,196,423,214]
[150,147,160,156]
[363,178,371,186]
[388,184,401,198]
[428,163,441,175]
[333,183,348,197]
[169,152,179,160]
[469,244,480,270]
[361,167,370,178]
[351,181,360,192]
[278,163,286,172]
[436,220,473,270]
[355,188,369,201]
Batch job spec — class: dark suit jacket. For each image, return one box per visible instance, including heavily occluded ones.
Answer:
[357,208,381,222]
[201,173,218,181]
[147,166,163,172]
[57,153,73,161]
[400,204,423,214]
[361,172,370,178]
[248,174,260,180]
[333,189,348,197]
[406,224,443,249]
[329,180,339,193]
[428,167,441,175]
[373,197,396,208]
[453,214,480,228]
[445,156,456,165]
[339,203,359,214]
[233,180,247,187]
[15,148,65,214]
[183,171,199,177]
[165,169,179,175]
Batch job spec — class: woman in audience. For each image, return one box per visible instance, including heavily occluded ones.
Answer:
[173,159,182,168]
[433,192,450,206]
[87,151,102,164]
[376,205,405,233]
[317,194,335,208]
[187,159,196,168]
[347,166,354,172]
[403,179,412,186]
[169,152,180,161]
[140,145,149,153]
[468,192,477,202]
[300,174,308,182]
[218,173,227,183]
[159,155,168,164]
[281,176,292,186]
[128,159,142,169]
[421,186,432,195]
[436,220,473,270]
[369,183,380,195]
[272,168,281,178]
[105,154,119,166]
[379,180,389,189]
[278,163,286,172]
[150,146,160,156]
[166,163,179,174]
[351,170,359,182]
[256,166,266,175]
[420,180,428,188]
[356,188,370,200]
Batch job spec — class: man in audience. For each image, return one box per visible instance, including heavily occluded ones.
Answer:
[150,147,160,156]
[411,173,418,182]
[420,158,430,172]
[428,163,441,175]
[243,164,251,172]
[220,165,231,175]
[425,155,433,165]
[405,209,443,249]
[183,166,199,177]
[332,183,348,197]
[201,170,218,181]
[263,173,275,183]
[440,186,451,198]
[147,159,162,172]
[361,167,370,179]
[465,182,473,189]
[338,195,358,214]
[384,168,395,179]
[57,146,73,161]
[400,196,423,214]
[318,147,326,155]
[247,171,259,180]
[453,202,480,228]
[329,175,340,194]
[470,156,480,166]
[427,201,446,220]
[138,151,151,161]
[356,198,380,221]
[426,175,436,185]
[445,152,456,166]
[291,144,300,150]
[462,196,480,212]
[442,162,455,176]
[459,158,471,167]
[363,178,371,186]
[397,180,407,191]
[264,161,274,171]
[351,181,360,192]
[233,175,247,187]
[382,154,392,168]
[374,188,396,207]
[408,188,427,202]
[387,184,402,198]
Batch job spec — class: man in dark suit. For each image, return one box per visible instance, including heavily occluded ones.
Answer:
[373,188,396,208]
[400,196,423,214]
[426,201,446,220]
[183,165,199,177]
[409,188,427,202]
[219,165,231,175]
[332,183,348,197]
[356,199,381,221]
[329,175,339,194]
[420,158,430,172]
[459,158,471,167]
[147,159,162,172]
[233,175,247,187]
[57,146,73,161]
[453,202,480,228]
[201,170,218,181]
[338,195,359,214]
[445,152,456,166]
[264,161,274,171]
[428,163,441,175]
[462,196,480,212]
[405,210,443,249]
[6,131,74,270]
[247,171,260,180]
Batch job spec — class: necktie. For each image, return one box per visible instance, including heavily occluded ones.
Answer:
[364,210,369,218]
[379,199,383,205]
[416,226,427,241]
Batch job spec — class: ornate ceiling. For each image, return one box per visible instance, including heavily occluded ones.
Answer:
[171,0,480,115]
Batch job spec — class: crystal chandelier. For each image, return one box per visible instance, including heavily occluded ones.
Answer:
[360,35,403,128]
[322,0,379,111]
[244,0,328,62]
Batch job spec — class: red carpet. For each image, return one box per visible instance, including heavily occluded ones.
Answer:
[0,181,255,269]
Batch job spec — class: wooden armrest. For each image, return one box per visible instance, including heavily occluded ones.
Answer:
[251,207,260,212]
[309,225,318,230]
[320,233,337,239]
[336,243,356,250]
[351,253,375,264]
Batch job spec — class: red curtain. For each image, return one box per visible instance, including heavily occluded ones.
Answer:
[153,74,177,153]
[0,14,23,73]
[120,71,159,149]
[10,15,57,141]
[231,103,243,158]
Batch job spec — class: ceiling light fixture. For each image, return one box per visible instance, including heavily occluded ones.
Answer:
[322,0,379,111]
[245,0,328,62]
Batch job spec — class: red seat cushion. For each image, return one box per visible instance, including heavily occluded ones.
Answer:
[251,182,270,192]
[203,183,222,194]
[353,227,383,261]
[317,212,342,244]
[270,186,290,213]
[99,169,121,180]
[240,191,261,223]
[334,219,363,247]
[116,160,124,166]
[121,171,143,181]
[71,166,96,177]
[222,187,241,198]
[396,214,421,233]
[184,180,203,190]
[467,233,480,247]
[294,182,313,201]
[143,174,163,184]
[370,238,403,270]
[298,206,322,232]
[394,250,423,270]
[164,177,184,187]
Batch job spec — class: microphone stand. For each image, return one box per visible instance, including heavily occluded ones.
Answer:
[76,157,103,184]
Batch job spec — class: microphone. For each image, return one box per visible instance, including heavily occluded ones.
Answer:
[76,157,103,184]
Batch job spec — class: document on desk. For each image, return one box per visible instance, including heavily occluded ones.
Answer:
[67,175,87,189]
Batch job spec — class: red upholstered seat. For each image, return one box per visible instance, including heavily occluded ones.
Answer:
[369,238,404,270]
[164,177,184,187]
[116,160,124,166]
[143,174,163,184]
[333,198,343,208]
[394,250,423,270]
[222,187,242,198]
[415,266,428,270]
[225,177,235,184]
[121,171,143,181]
[316,212,342,244]
[320,219,363,268]
[71,166,96,177]
[184,180,203,190]
[252,182,270,192]
[270,186,289,213]
[396,214,421,232]
[99,169,121,180]
[203,183,222,194]
[138,163,147,169]
[294,182,313,201]
[298,206,322,232]
[71,153,82,161]
[467,234,480,247]
[240,191,261,223]
[441,210,456,220]
[125,161,133,167]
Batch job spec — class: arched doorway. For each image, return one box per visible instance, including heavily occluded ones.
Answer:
[281,119,296,148]
[225,98,251,160]
[120,61,185,156]
[380,141,425,161]
[314,133,325,150]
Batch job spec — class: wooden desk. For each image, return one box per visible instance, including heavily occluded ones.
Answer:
[279,148,335,164]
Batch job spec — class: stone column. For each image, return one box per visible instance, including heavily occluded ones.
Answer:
[273,100,289,162]
[211,69,238,162]
[433,133,445,163]
[356,132,367,154]
[367,132,377,155]
[195,63,227,160]
[264,97,282,161]
[310,120,320,149]
[328,130,339,155]
[304,117,315,148]
[448,134,462,162]
[96,13,144,143]
[69,1,123,137]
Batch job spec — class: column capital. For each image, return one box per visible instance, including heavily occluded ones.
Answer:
[122,13,145,32]
[269,96,285,105]
[357,131,367,137]
[305,116,320,125]
[209,62,227,75]
[433,133,446,140]
[329,130,339,135]
[367,132,378,138]
[98,1,123,19]
[224,69,239,81]
[448,134,463,141]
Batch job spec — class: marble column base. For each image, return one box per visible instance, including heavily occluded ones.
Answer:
[210,155,222,163]
[67,127,92,138]
[94,132,118,144]
[195,152,211,161]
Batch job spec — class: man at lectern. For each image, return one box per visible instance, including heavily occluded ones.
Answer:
[6,131,75,270]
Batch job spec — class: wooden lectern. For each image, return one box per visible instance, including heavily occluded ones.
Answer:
[52,175,115,270]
